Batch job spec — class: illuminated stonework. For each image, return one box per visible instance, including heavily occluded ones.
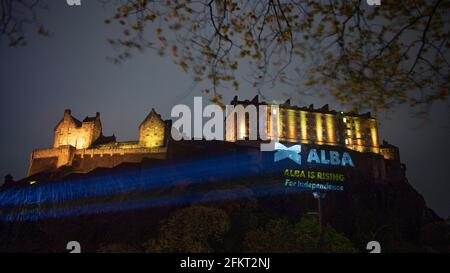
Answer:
[139,108,167,148]
[53,109,101,149]
[29,108,170,176]
[227,96,381,155]
[28,96,394,177]
[379,140,400,161]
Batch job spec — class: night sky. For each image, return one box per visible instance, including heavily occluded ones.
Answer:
[0,1,449,218]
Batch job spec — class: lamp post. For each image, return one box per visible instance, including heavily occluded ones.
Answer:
[313,192,326,253]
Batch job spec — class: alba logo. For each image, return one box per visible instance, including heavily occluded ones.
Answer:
[274,143,301,165]
[66,0,81,6]
[273,142,355,167]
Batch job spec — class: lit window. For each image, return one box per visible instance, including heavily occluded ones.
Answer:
[345,139,349,145]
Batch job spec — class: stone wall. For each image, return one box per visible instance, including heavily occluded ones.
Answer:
[53,110,102,149]
[28,146,167,176]
[139,109,167,148]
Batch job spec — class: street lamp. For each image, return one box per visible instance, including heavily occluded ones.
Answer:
[313,192,326,253]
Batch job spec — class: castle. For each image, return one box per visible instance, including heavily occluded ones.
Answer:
[226,96,382,154]
[28,96,399,177]
[28,108,171,176]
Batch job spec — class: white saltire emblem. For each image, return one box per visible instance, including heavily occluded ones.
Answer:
[274,142,301,165]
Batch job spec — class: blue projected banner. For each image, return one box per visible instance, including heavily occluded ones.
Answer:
[0,142,358,222]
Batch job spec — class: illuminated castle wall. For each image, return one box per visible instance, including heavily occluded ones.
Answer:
[226,96,381,154]
[28,96,399,177]
[53,110,102,149]
[28,108,170,176]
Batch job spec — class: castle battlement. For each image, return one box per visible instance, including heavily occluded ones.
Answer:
[28,108,171,176]
[27,97,400,177]
[226,96,381,154]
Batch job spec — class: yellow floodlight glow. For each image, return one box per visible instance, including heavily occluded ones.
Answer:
[300,111,307,143]
[316,114,323,144]
[355,119,362,147]
[287,110,296,141]
[326,115,335,144]
[371,122,379,148]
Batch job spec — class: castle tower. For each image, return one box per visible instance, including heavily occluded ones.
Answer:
[139,108,167,148]
[53,109,102,149]
[380,140,400,161]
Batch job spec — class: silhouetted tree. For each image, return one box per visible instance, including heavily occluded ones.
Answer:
[0,0,50,47]
[144,205,230,252]
[243,216,356,252]
[104,0,449,114]
[2,1,448,114]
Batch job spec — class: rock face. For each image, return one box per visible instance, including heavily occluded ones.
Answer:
[0,141,448,253]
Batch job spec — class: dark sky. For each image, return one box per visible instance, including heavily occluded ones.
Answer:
[0,1,449,218]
